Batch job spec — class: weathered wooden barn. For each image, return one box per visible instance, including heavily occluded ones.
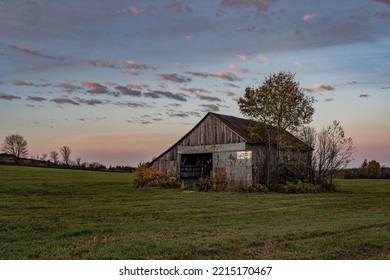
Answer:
[151,112,312,187]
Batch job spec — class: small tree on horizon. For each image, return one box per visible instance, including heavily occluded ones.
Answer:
[60,146,72,165]
[1,134,29,158]
[50,150,59,165]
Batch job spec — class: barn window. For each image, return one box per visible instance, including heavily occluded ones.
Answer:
[180,153,212,179]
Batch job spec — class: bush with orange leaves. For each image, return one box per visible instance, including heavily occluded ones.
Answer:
[134,163,179,188]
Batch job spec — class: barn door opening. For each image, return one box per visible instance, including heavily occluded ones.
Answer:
[180,153,212,180]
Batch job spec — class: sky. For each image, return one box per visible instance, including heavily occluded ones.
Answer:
[0,0,389,167]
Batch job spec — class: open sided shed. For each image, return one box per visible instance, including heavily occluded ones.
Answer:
[151,112,312,187]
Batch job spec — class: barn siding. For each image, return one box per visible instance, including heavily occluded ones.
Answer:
[151,113,312,187]
[151,114,246,177]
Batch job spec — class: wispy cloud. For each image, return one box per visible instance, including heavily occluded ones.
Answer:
[343,80,359,85]
[27,96,47,102]
[82,81,110,95]
[257,54,268,64]
[127,83,149,89]
[116,5,142,15]
[313,83,336,93]
[237,54,247,61]
[51,97,79,106]
[123,60,156,75]
[143,90,188,101]
[13,80,51,87]
[58,82,83,94]
[199,104,220,112]
[221,0,274,12]
[372,0,390,5]
[73,97,108,106]
[185,71,242,81]
[0,93,21,101]
[114,101,153,108]
[180,86,209,93]
[166,0,193,13]
[8,45,62,61]
[213,72,242,81]
[196,94,222,102]
[302,14,316,21]
[228,64,250,74]
[157,73,192,83]
[90,59,118,69]
[115,86,142,97]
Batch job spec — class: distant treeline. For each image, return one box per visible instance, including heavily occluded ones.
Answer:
[0,153,135,173]
[337,159,390,179]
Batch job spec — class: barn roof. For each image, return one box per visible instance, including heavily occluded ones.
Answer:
[151,112,312,164]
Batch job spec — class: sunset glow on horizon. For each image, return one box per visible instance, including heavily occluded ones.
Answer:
[1,0,389,167]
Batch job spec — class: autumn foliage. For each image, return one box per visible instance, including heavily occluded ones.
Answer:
[133,164,179,188]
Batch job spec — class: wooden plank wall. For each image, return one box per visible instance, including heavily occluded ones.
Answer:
[152,114,245,177]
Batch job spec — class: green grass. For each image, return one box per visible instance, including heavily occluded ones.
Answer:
[0,165,389,259]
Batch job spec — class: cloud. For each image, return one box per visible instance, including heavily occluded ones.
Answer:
[114,101,153,108]
[166,0,193,13]
[313,83,336,93]
[166,110,201,118]
[181,87,221,101]
[116,6,142,15]
[214,72,242,81]
[157,73,192,83]
[185,71,242,81]
[224,82,240,88]
[27,96,47,102]
[343,80,359,85]
[115,86,142,97]
[229,64,250,74]
[359,94,370,98]
[180,86,209,93]
[257,54,268,64]
[58,82,83,93]
[51,97,80,106]
[196,94,222,102]
[372,0,390,5]
[0,93,21,101]
[123,60,156,75]
[82,81,110,94]
[13,80,35,86]
[199,104,220,112]
[227,91,239,101]
[13,80,51,87]
[90,59,118,69]
[237,54,247,61]
[236,26,267,33]
[143,90,188,101]
[185,71,210,78]
[73,97,108,106]
[221,0,274,12]
[127,84,149,89]
[302,14,316,21]
[8,45,62,61]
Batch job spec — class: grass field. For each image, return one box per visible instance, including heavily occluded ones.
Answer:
[0,165,389,260]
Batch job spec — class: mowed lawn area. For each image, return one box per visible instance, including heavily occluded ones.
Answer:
[0,165,389,259]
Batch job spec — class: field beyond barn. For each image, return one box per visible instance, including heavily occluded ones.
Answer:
[0,166,389,259]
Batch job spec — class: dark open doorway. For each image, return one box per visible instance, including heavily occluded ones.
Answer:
[180,153,212,180]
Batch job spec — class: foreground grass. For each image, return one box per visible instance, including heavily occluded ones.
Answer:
[0,165,389,259]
